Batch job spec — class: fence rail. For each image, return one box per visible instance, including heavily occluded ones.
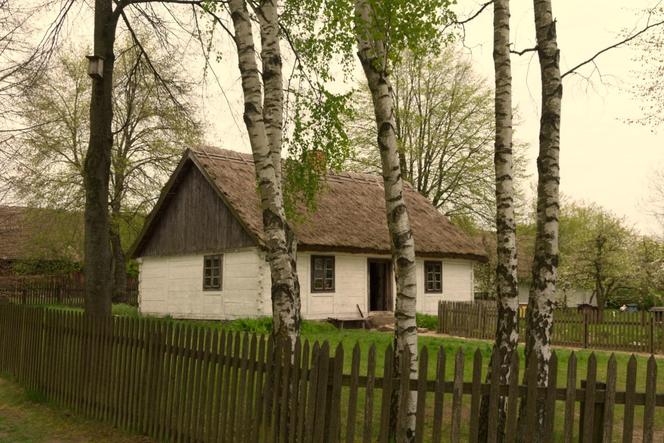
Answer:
[438,301,664,354]
[0,304,662,442]
[0,274,138,306]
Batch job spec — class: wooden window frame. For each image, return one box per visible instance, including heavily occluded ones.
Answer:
[424,260,443,294]
[310,255,335,293]
[203,254,223,291]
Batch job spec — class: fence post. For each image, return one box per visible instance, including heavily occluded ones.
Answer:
[579,380,606,443]
[583,313,589,349]
[649,315,654,355]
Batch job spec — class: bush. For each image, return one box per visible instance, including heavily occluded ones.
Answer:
[416,313,438,330]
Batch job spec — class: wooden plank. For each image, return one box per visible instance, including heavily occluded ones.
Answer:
[345,343,361,443]
[414,346,428,443]
[581,353,597,443]
[243,333,258,443]
[642,356,657,443]
[450,349,464,443]
[504,351,520,443]
[602,354,616,443]
[562,352,577,443]
[203,328,221,443]
[303,341,320,443]
[431,346,446,443]
[622,355,637,443]
[524,351,538,435]
[234,332,256,442]
[542,352,558,443]
[468,349,482,443]
[377,344,394,443]
[226,331,243,443]
[313,342,331,443]
[487,348,501,443]
[296,340,311,443]
[288,338,302,443]
[277,337,293,443]
[362,344,377,443]
[210,329,227,443]
[250,334,267,443]
[327,343,344,443]
[396,346,411,442]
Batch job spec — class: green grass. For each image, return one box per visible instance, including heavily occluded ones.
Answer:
[0,376,150,443]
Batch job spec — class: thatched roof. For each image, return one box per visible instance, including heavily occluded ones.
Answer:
[179,147,486,261]
[0,206,84,262]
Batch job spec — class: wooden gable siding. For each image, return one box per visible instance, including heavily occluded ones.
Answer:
[137,162,256,257]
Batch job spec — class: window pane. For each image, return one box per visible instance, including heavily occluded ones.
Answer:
[314,279,323,290]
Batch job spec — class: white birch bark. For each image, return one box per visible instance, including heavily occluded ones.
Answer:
[479,0,520,439]
[228,0,301,345]
[521,0,562,437]
[354,1,418,440]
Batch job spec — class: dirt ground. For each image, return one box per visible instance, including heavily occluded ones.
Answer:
[0,377,152,443]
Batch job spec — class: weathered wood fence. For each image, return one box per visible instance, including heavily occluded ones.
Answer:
[0,274,138,306]
[0,304,663,442]
[438,301,664,354]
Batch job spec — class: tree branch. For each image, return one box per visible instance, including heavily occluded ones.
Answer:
[454,0,494,26]
[510,46,537,56]
[562,14,664,79]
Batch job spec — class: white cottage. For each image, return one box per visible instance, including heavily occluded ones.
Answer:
[131,147,487,320]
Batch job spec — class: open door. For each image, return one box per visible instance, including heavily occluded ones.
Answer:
[368,259,393,312]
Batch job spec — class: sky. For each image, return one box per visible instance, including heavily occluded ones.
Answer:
[198,0,664,235]
[15,0,664,234]
[456,0,664,235]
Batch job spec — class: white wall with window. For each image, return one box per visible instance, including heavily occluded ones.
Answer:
[137,249,474,321]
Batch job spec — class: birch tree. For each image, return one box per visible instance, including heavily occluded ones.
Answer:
[479,0,519,439]
[351,1,453,439]
[220,0,301,344]
[520,0,562,435]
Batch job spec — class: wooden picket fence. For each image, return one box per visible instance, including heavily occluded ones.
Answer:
[438,301,664,354]
[0,304,663,442]
[0,274,138,306]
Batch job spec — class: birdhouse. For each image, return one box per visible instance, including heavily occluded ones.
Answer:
[86,55,104,79]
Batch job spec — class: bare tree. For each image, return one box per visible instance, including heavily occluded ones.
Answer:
[347,48,529,227]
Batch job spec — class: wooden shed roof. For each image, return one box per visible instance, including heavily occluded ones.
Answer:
[132,147,487,261]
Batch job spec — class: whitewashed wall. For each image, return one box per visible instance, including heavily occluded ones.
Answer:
[138,249,476,320]
[415,258,475,314]
[517,283,595,307]
[138,247,269,320]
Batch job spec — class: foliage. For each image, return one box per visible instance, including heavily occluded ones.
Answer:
[345,48,528,227]
[3,38,202,253]
[415,313,437,330]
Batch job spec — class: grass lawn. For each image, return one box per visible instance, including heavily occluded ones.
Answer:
[0,376,151,443]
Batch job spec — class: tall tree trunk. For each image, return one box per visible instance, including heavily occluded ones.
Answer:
[520,0,562,438]
[228,0,301,345]
[479,0,520,440]
[83,0,118,318]
[110,205,127,303]
[355,1,418,440]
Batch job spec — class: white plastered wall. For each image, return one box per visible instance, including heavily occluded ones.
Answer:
[138,247,269,320]
[138,249,476,320]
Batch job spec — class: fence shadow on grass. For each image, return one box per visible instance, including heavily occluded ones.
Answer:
[0,304,662,442]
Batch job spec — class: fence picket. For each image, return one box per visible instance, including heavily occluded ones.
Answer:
[0,304,662,443]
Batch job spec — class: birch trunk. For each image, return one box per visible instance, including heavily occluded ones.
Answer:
[520,0,562,437]
[479,0,520,439]
[229,0,301,345]
[83,0,118,318]
[354,1,418,440]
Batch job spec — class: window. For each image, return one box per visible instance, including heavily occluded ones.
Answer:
[424,261,442,293]
[311,255,335,292]
[203,254,222,290]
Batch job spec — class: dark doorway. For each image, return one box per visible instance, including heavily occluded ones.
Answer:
[368,259,393,312]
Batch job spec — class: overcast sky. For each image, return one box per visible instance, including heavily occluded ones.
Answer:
[23,0,663,234]
[199,0,663,235]
[457,0,663,235]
